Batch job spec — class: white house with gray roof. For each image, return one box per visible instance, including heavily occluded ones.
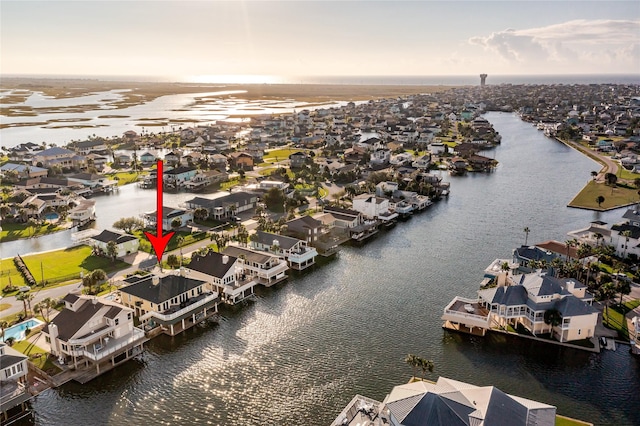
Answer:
[89,229,139,258]
[250,231,318,271]
[222,245,289,286]
[443,272,598,343]
[0,342,30,419]
[119,271,219,336]
[42,294,145,381]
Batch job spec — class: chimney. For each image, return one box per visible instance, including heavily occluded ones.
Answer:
[180,267,187,277]
[92,297,98,305]
[222,255,229,264]
[152,276,160,285]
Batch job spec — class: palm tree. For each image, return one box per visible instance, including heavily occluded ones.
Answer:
[34,298,54,323]
[565,238,578,261]
[596,195,605,207]
[599,281,617,320]
[621,230,632,259]
[16,292,29,317]
[404,354,419,378]
[106,240,118,262]
[418,357,434,379]
[0,321,8,341]
[523,227,530,246]
[176,235,185,266]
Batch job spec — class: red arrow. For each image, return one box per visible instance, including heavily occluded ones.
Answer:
[144,160,175,263]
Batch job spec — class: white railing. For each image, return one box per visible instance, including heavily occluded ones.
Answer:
[81,328,145,361]
[140,293,218,322]
[287,249,318,264]
[68,325,114,345]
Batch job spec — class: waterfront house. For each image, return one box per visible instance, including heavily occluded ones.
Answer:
[185,251,257,304]
[143,206,193,229]
[163,166,197,188]
[331,376,556,426]
[352,194,398,223]
[411,154,431,170]
[442,271,598,343]
[0,163,48,179]
[139,152,156,164]
[67,173,117,192]
[89,229,140,258]
[73,139,107,155]
[251,231,318,271]
[222,245,289,286]
[323,205,378,242]
[68,198,96,225]
[0,342,30,420]
[284,215,323,244]
[183,191,258,220]
[164,151,180,166]
[42,294,145,380]
[32,147,86,169]
[118,271,219,336]
[567,221,612,247]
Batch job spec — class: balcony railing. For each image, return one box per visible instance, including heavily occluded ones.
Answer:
[68,325,114,345]
[139,293,218,322]
[80,328,145,361]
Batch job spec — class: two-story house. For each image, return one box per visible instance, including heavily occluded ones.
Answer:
[222,246,289,286]
[143,206,193,229]
[185,251,257,305]
[251,231,318,271]
[0,342,30,419]
[118,271,219,336]
[89,229,140,258]
[42,294,145,381]
[163,166,197,188]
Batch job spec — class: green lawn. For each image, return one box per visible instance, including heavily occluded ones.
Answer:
[618,167,640,181]
[133,230,208,254]
[555,415,593,426]
[262,148,302,163]
[220,178,241,191]
[12,339,61,374]
[108,171,146,186]
[0,222,64,242]
[603,299,640,339]
[568,180,640,210]
[0,258,27,291]
[21,245,128,285]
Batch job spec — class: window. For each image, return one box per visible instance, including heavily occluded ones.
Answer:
[578,329,581,335]
[115,318,119,326]
[127,313,132,320]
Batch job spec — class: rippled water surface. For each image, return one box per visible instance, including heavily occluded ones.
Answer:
[24,112,640,426]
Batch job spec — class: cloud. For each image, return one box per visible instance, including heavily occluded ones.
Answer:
[469,19,640,69]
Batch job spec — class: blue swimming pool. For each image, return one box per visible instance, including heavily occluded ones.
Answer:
[1,318,44,342]
[44,212,59,220]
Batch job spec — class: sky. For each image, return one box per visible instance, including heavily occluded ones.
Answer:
[1,1,639,81]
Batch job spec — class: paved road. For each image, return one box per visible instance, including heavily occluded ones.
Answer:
[561,138,618,180]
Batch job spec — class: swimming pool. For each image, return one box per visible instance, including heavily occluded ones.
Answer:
[1,318,44,342]
[45,212,59,220]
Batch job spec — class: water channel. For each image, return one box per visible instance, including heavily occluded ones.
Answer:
[15,112,640,425]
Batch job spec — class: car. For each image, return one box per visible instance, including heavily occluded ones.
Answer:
[19,286,31,292]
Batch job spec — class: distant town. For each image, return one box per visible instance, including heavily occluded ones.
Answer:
[1,79,640,425]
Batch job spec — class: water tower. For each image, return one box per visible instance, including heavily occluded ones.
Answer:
[480,74,487,87]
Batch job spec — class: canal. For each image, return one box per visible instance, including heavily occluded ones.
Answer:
[20,112,640,425]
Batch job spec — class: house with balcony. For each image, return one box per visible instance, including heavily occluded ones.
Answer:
[610,208,640,259]
[222,245,288,286]
[284,215,342,257]
[73,139,107,155]
[185,251,257,305]
[163,166,197,189]
[352,194,399,225]
[442,271,598,343]
[0,342,30,421]
[251,231,318,271]
[183,192,258,220]
[143,206,193,229]
[68,198,96,226]
[42,294,145,382]
[323,205,378,243]
[89,229,140,258]
[0,163,48,179]
[32,147,86,169]
[118,272,219,336]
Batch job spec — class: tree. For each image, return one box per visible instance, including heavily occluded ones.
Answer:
[194,208,209,222]
[419,357,434,379]
[16,292,30,317]
[34,298,54,323]
[106,240,118,262]
[598,282,617,319]
[596,195,605,207]
[0,321,7,341]
[171,218,182,229]
[167,254,180,269]
[176,235,185,265]
[604,173,617,186]
[523,227,530,246]
[263,187,286,212]
[543,309,562,327]
[113,217,145,233]
[591,171,598,180]
[82,269,107,294]
[405,354,419,378]
[621,230,632,259]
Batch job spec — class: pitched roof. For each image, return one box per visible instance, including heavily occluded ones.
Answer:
[223,245,278,265]
[253,231,301,250]
[119,274,207,304]
[186,251,237,279]
[91,229,138,244]
[45,298,107,341]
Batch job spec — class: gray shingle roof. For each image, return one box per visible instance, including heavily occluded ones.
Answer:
[91,229,138,244]
[45,298,107,341]
[254,231,300,250]
[186,251,237,279]
[120,274,207,304]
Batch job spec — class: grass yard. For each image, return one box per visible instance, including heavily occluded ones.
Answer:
[617,167,640,181]
[555,415,593,426]
[12,339,61,374]
[21,245,128,285]
[603,299,640,339]
[568,180,640,210]
[133,230,208,253]
[262,148,302,163]
[108,171,146,186]
[220,178,241,191]
[0,222,64,242]
[0,258,27,291]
